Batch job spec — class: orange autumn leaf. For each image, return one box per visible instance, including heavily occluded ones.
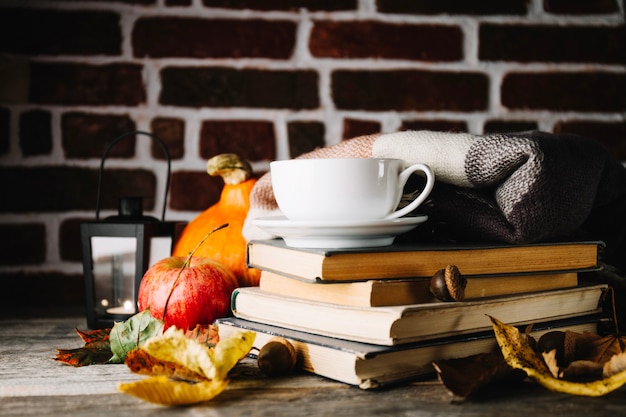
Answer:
[184,323,220,347]
[55,328,112,366]
[125,348,208,382]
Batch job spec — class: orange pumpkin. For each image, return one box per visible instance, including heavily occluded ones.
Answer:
[172,153,261,287]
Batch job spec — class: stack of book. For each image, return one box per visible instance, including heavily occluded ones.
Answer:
[217,239,609,389]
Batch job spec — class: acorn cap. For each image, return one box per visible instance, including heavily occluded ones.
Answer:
[444,264,467,301]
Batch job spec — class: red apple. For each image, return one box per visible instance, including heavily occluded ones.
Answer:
[138,255,238,330]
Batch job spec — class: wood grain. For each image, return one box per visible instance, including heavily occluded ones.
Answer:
[1,316,625,416]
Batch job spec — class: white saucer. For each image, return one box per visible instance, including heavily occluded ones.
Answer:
[252,215,428,248]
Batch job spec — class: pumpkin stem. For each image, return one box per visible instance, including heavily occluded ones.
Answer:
[163,223,229,323]
[207,153,252,185]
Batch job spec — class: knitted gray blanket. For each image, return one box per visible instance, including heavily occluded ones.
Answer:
[244,130,626,272]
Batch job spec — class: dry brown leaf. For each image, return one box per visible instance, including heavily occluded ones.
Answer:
[579,333,626,365]
[433,352,525,399]
[541,350,560,378]
[490,315,626,397]
[559,360,603,380]
[603,351,626,377]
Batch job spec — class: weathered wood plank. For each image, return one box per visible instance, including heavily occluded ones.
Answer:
[1,317,626,417]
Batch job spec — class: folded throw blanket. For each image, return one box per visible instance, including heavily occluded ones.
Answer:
[244,130,626,273]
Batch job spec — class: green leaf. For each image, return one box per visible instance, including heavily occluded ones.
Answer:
[108,310,164,364]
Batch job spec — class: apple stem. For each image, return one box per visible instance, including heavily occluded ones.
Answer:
[163,223,229,324]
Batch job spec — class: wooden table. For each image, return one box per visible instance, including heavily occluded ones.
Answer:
[1,315,625,417]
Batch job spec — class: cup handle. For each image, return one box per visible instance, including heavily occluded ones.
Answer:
[384,163,435,220]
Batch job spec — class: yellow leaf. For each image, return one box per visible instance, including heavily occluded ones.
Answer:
[138,328,254,380]
[119,376,228,406]
[208,330,256,380]
[490,316,626,397]
[140,326,215,379]
[119,328,255,406]
[490,316,552,374]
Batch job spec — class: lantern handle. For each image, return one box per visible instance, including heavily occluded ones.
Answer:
[95,131,171,222]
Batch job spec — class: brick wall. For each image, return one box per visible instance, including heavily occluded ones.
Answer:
[0,0,624,313]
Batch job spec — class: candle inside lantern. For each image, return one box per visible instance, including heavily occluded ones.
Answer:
[106,300,136,316]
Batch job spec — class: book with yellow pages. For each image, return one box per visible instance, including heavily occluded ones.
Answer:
[259,269,579,307]
[216,315,603,389]
[246,239,602,282]
[231,283,607,346]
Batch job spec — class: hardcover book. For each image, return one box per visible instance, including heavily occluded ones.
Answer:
[246,239,602,282]
[231,284,607,345]
[217,315,602,389]
[258,269,579,307]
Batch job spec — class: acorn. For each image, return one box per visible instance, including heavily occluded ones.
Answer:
[429,265,467,302]
[257,337,297,376]
[537,330,566,367]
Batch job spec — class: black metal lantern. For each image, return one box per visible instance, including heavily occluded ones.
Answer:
[80,131,184,329]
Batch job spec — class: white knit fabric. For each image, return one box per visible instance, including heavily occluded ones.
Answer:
[372,130,476,187]
[242,130,477,241]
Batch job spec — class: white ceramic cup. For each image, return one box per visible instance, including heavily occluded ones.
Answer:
[270,158,434,222]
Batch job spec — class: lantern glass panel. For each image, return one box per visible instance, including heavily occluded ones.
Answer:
[149,236,173,266]
[91,236,138,317]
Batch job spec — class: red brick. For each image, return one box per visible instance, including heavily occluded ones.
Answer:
[0,167,156,213]
[19,110,52,156]
[484,120,538,133]
[332,70,488,111]
[287,121,325,158]
[79,0,154,3]
[401,120,468,132]
[160,67,319,109]
[62,113,136,159]
[502,72,626,112]
[377,0,529,15]
[0,107,8,155]
[151,117,185,160]
[0,272,85,314]
[480,24,625,64]
[59,218,86,263]
[169,171,223,211]
[543,0,620,14]
[310,21,462,61]
[0,8,121,56]
[29,62,146,106]
[201,0,356,11]
[200,120,276,161]
[553,120,626,161]
[343,119,381,139]
[0,223,46,265]
[133,18,296,59]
